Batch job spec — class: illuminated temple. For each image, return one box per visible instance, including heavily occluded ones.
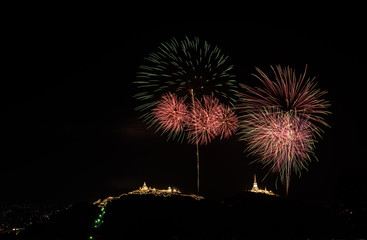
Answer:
[93,182,204,207]
[249,174,276,196]
[133,182,180,194]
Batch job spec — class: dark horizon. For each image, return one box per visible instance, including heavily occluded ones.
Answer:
[2,18,366,207]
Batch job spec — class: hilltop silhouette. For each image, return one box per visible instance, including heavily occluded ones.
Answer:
[9,189,366,239]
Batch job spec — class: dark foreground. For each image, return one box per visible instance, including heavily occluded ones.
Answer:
[3,192,367,239]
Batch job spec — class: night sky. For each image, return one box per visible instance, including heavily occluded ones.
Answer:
[2,15,366,207]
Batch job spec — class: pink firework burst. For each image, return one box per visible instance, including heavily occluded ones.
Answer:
[152,92,188,134]
[240,65,330,135]
[243,108,315,194]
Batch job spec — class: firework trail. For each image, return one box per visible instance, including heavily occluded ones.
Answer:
[185,94,238,192]
[134,37,238,193]
[238,65,330,195]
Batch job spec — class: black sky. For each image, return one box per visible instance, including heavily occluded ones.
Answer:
[2,14,366,206]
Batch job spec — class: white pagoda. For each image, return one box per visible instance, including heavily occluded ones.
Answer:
[251,174,259,191]
[250,174,276,196]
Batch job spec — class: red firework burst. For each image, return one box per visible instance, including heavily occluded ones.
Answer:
[152,92,188,134]
[187,95,222,145]
[216,104,239,140]
[187,95,238,145]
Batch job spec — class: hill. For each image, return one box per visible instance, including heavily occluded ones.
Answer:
[12,190,367,239]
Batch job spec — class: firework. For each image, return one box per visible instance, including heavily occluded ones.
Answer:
[216,104,239,140]
[187,95,222,145]
[238,65,330,195]
[152,92,188,140]
[186,95,238,145]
